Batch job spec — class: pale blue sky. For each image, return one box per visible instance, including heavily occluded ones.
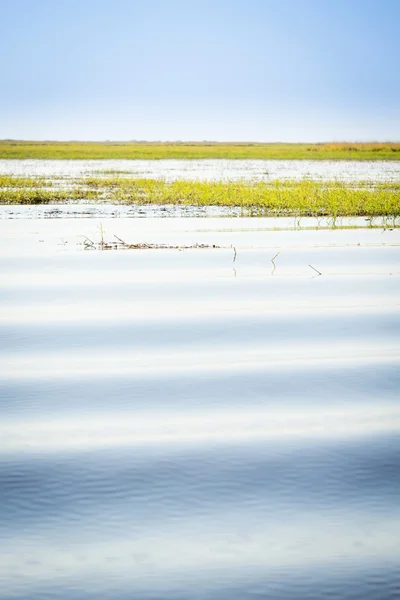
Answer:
[0,0,399,141]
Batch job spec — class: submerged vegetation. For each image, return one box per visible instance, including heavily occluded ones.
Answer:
[1,141,400,160]
[1,175,399,218]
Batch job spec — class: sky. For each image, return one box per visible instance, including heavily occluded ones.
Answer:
[0,0,399,142]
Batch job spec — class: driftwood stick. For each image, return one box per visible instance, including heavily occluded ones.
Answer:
[309,264,322,276]
[271,252,280,274]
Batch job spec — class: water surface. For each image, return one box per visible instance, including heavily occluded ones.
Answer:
[1,158,400,181]
[0,213,399,599]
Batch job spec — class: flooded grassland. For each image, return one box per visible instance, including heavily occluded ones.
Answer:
[1,140,400,160]
[0,159,400,599]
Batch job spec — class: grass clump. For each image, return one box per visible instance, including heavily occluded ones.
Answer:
[0,186,97,204]
[1,141,400,160]
[1,175,399,217]
[80,177,400,217]
[0,175,50,188]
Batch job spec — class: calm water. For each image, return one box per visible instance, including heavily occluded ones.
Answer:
[0,211,399,599]
[1,158,400,181]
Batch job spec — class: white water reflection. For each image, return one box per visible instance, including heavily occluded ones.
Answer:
[1,158,400,181]
[2,406,400,453]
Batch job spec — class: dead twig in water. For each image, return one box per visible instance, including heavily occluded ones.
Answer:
[98,223,106,248]
[82,236,95,249]
[309,264,322,276]
[114,234,136,248]
[271,252,280,274]
[79,232,224,251]
[111,235,221,250]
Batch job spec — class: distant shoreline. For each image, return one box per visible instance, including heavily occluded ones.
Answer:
[1,141,400,161]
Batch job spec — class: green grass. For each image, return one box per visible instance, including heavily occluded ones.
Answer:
[1,175,399,217]
[0,175,50,188]
[1,141,400,160]
[0,188,99,204]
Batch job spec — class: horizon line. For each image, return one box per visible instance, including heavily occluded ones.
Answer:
[1,139,400,145]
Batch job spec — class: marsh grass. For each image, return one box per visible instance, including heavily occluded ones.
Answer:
[0,187,98,204]
[0,175,50,188]
[84,177,400,217]
[1,141,400,160]
[1,175,399,217]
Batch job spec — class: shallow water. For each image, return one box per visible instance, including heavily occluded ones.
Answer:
[2,204,399,226]
[0,213,399,599]
[1,158,400,181]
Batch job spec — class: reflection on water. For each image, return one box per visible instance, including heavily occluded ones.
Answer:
[1,157,400,181]
[0,215,399,599]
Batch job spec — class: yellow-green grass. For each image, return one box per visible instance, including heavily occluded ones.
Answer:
[1,176,399,217]
[0,188,100,204]
[1,141,400,160]
[0,175,50,188]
